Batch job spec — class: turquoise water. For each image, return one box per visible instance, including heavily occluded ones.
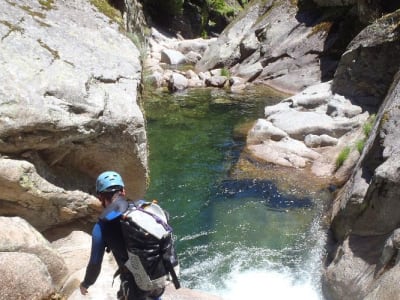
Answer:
[143,88,329,299]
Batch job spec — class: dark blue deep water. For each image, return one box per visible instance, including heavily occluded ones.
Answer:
[143,88,329,299]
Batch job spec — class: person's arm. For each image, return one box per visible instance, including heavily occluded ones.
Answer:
[80,223,106,293]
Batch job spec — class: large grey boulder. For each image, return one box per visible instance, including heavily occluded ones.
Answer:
[267,110,357,140]
[0,216,68,298]
[161,49,187,65]
[0,0,148,228]
[332,9,400,107]
[0,252,54,300]
[0,158,101,231]
[167,73,189,92]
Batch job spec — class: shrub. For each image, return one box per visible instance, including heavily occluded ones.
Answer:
[363,114,376,136]
[356,139,365,154]
[38,0,54,10]
[220,68,230,77]
[336,146,351,169]
[90,0,123,25]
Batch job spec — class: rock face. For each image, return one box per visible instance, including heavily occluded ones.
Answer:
[0,0,148,230]
[323,70,400,300]
[332,10,400,107]
[322,10,400,300]
[195,0,359,94]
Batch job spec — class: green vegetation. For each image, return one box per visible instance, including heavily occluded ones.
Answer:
[207,0,234,15]
[199,0,235,38]
[309,21,333,37]
[355,114,376,153]
[363,114,376,136]
[356,139,365,154]
[89,0,123,26]
[220,67,230,77]
[19,174,35,191]
[20,5,46,19]
[379,111,390,129]
[38,0,54,10]
[336,114,377,168]
[335,146,351,169]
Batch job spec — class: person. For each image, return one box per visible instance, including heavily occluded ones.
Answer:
[80,171,164,300]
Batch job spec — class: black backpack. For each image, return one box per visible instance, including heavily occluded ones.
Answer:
[120,200,180,291]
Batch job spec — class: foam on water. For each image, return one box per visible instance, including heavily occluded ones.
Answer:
[217,268,320,300]
[181,244,324,300]
[180,215,326,300]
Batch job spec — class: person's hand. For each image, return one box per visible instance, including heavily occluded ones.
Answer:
[80,283,88,295]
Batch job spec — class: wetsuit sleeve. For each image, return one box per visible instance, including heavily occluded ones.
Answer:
[81,223,106,288]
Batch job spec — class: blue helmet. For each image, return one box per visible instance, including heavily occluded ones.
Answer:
[96,171,125,193]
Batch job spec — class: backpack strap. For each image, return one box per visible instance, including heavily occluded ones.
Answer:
[136,206,173,233]
[127,200,172,233]
[164,257,180,289]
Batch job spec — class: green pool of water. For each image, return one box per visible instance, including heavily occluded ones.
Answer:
[143,87,329,299]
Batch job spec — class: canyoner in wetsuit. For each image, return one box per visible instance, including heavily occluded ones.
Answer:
[80,171,164,300]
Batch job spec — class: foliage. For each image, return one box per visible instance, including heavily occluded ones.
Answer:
[356,139,365,154]
[220,67,230,77]
[207,0,235,16]
[38,0,54,10]
[380,112,390,128]
[89,0,123,26]
[335,146,351,169]
[20,5,46,19]
[309,21,333,38]
[334,113,378,167]
[363,114,376,136]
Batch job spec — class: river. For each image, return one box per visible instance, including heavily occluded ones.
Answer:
[143,87,330,299]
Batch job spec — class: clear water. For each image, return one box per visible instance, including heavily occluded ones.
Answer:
[143,88,329,299]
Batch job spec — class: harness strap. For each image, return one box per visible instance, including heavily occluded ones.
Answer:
[164,258,180,289]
